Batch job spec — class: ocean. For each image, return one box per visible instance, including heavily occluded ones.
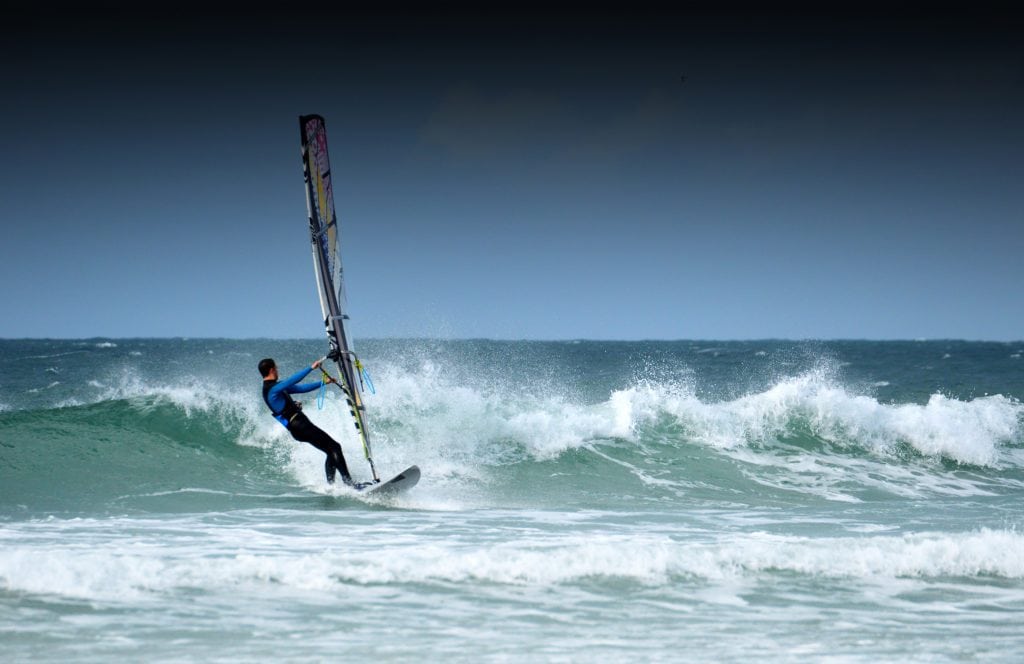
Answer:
[1,338,1022,662]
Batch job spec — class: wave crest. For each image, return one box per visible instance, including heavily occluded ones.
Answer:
[615,372,1022,466]
[3,528,1020,601]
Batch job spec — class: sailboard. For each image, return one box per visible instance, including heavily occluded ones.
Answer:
[299,114,419,494]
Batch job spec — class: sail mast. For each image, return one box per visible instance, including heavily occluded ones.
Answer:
[298,114,379,481]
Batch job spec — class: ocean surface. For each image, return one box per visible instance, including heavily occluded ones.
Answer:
[1,338,1022,662]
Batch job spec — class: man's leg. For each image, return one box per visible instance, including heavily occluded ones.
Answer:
[287,417,352,485]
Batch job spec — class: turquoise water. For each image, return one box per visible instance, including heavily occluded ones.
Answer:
[1,338,1023,661]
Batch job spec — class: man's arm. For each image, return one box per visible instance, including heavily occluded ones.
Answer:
[277,366,313,390]
[287,381,323,395]
[278,361,326,394]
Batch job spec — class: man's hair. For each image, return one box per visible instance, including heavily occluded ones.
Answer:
[258,358,276,378]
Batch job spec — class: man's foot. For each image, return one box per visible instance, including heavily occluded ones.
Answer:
[338,476,374,491]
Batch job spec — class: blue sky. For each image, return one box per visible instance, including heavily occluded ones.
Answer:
[1,5,1021,340]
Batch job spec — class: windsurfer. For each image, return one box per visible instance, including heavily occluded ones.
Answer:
[258,357,361,487]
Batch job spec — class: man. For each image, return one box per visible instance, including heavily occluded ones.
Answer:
[259,357,363,487]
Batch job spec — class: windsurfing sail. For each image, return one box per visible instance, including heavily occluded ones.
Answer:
[299,114,379,482]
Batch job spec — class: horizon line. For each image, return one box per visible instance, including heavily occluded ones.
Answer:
[1,336,1021,344]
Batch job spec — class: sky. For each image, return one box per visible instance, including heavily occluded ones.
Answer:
[1,3,1021,340]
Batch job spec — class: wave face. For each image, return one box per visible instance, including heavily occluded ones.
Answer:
[1,339,1022,515]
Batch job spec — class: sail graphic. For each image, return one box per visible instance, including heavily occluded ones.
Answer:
[299,114,379,481]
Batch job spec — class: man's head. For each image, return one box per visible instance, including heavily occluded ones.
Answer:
[258,358,277,379]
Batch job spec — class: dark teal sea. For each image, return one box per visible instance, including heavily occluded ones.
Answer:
[1,339,1022,661]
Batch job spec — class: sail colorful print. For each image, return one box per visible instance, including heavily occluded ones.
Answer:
[304,117,337,279]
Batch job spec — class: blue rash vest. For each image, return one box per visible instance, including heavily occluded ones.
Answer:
[262,366,323,428]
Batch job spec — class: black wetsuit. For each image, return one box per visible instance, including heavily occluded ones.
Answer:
[263,367,352,485]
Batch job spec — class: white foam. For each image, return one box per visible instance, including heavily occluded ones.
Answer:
[615,372,1023,467]
[1,526,1021,602]
[18,350,88,360]
[79,366,258,426]
[367,359,629,461]
[27,381,61,394]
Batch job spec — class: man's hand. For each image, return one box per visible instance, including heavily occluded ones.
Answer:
[311,359,323,370]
